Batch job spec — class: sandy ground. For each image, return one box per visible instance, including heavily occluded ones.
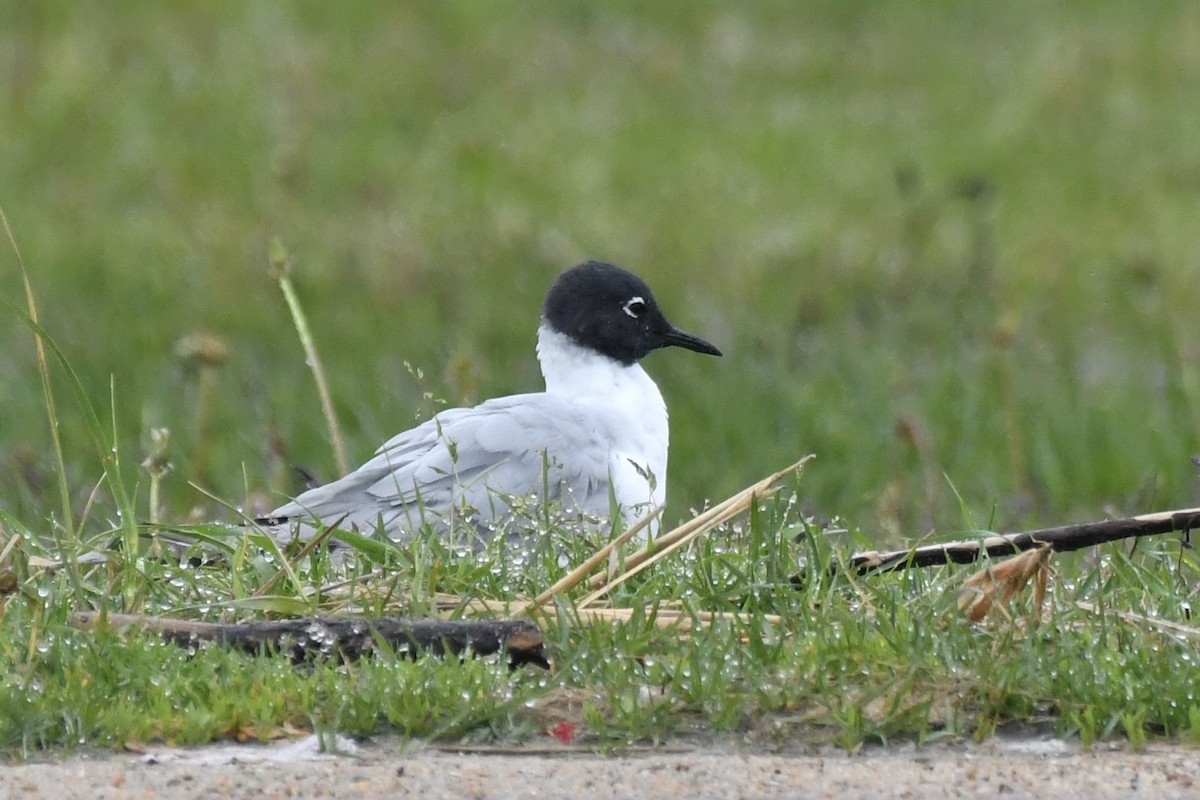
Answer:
[3,735,1199,800]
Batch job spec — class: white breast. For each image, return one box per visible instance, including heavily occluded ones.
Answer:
[536,325,669,525]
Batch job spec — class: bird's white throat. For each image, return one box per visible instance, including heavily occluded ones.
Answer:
[536,323,670,520]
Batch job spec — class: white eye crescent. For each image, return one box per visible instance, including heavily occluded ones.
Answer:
[622,297,647,319]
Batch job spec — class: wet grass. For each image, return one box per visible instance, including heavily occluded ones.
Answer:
[2,1,1200,757]
[3,475,1200,756]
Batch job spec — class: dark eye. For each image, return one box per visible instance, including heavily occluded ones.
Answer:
[622,296,647,319]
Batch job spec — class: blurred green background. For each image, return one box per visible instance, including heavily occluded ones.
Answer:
[2,1,1199,540]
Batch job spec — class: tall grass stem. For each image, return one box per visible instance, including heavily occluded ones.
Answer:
[270,238,349,475]
[2,207,76,540]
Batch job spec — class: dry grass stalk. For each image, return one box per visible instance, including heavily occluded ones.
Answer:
[428,595,781,638]
[1075,601,1200,644]
[957,545,1051,623]
[520,503,665,615]
[570,606,783,633]
[579,455,814,608]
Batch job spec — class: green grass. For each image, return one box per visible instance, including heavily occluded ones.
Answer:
[3,488,1200,756]
[2,1,1200,756]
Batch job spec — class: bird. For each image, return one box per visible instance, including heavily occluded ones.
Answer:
[259,260,722,549]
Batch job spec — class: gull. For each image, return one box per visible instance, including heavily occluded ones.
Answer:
[261,260,721,547]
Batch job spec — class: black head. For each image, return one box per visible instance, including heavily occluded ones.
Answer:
[542,261,722,365]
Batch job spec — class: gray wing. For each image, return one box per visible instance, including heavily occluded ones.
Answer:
[266,393,613,543]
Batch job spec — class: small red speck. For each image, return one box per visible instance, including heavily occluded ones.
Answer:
[546,721,577,745]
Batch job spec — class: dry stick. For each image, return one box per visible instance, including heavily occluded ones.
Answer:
[269,238,349,475]
[70,611,549,669]
[846,506,1200,575]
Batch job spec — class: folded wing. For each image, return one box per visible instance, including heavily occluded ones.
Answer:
[264,393,613,543]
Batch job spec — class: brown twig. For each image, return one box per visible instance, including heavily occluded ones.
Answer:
[845,506,1200,575]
